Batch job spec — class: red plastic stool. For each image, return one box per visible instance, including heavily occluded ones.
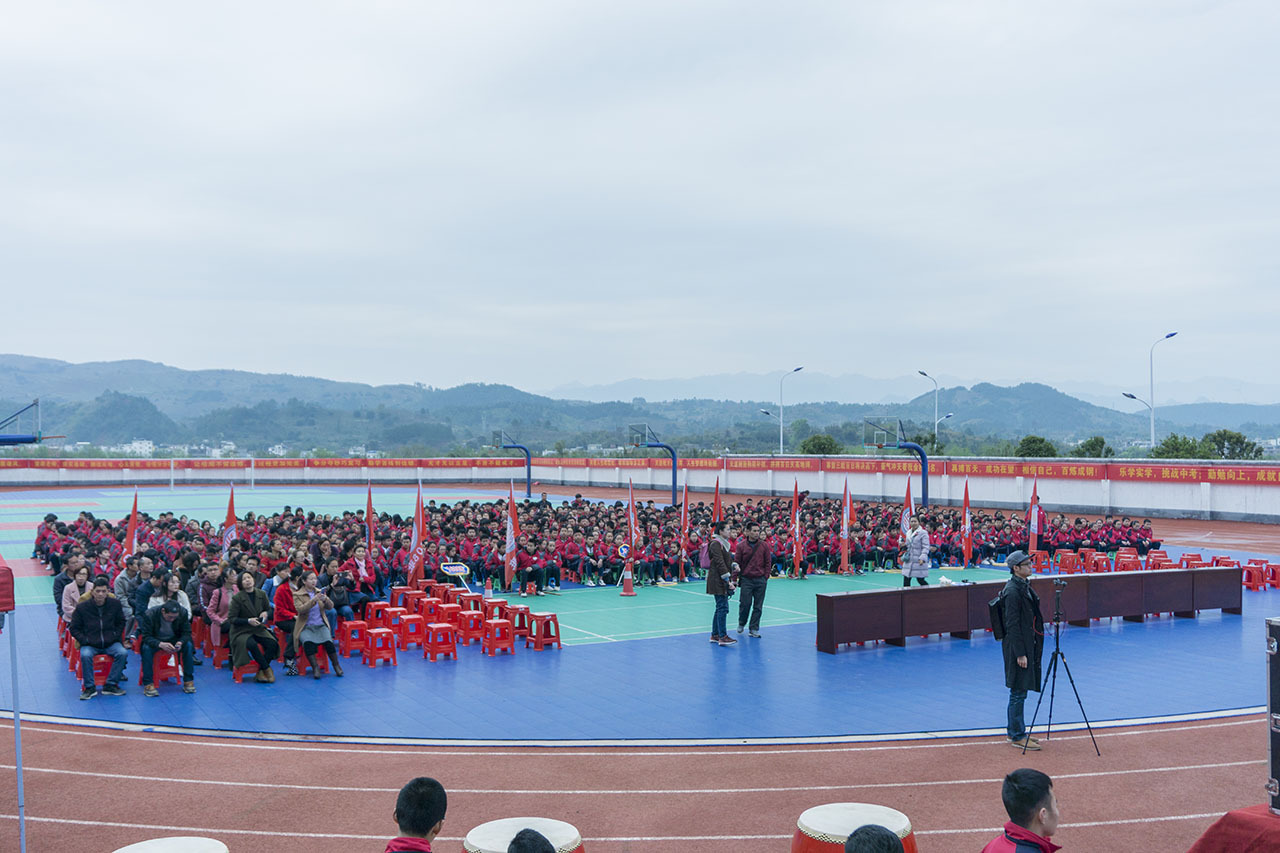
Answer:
[363,627,398,668]
[507,605,531,640]
[457,609,486,646]
[424,622,459,661]
[414,596,443,621]
[1056,553,1080,574]
[1244,565,1267,591]
[439,585,462,605]
[365,601,391,630]
[402,590,427,613]
[483,598,509,620]
[390,586,414,608]
[139,651,181,686]
[296,647,331,676]
[482,619,515,656]
[210,642,231,669]
[338,620,369,657]
[439,602,462,627]
[458,592,484,611]
[232,663,261,684]
[414,578,433,592]
[384,606,409,635]
[526,613,562,651]
[398,613,426,650]
[273,626,289,662]
[89,653,115,688]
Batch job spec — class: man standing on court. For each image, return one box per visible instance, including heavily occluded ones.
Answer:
[1001,551,1045,751]
[735,520,772,638]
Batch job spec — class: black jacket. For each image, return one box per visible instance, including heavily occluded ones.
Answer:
[69,597,126,649]
[138,605,193,648]
[1001,574,1045,693]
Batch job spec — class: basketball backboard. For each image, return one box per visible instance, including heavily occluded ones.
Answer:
[862,417,903,451]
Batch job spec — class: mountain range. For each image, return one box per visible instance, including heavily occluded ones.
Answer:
[1,354,1278,454]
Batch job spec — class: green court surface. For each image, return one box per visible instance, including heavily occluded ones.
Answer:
[496,568,1011,645]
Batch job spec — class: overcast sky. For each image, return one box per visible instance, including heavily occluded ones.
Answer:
[4,2,1277,401]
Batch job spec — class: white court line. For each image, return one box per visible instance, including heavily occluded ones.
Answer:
[0,812,1230,842]
[554,622,617,642]
[661,582,814,618]
[0,759,1259,796]
[0,714,1262,756]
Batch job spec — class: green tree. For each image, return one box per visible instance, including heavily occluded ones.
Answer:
[1150,433,1206,459]
[1200,429,1263,460]
[553,440,567,456]
[1015,435,1058,457]
[1070,436,1115,458]
[909,432,945,455]
[789,418,815,442]
[799,434,842,455]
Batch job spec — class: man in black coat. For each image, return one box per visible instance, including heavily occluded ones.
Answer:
[69,576,129,700]
[138,599,196,696]
[1001,551,1045,750]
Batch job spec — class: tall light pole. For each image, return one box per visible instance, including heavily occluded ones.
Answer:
[1122,392,1152,449]
[779,366,803,454]
[1148,332,1178,449]
[918,370,939,445]
[935,412,954,444]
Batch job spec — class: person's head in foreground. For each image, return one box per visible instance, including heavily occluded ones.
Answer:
[845,823,905,852]
[393,776,447,841]
[1003,767,1059,838]
[508,827,555,853]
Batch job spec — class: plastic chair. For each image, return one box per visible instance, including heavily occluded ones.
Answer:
[457,609,486,646]
[482,619,515,656]
[507,605,532,640]
[1243,565,1267,591]
[296,647,330,676]
[526,613,562,651]
[398,614,426,650]
[458,592,484,611]
[424,622,458,661]
[362,627,398,668]
[139,651,181,686]
[365,601,391,630]
[414,596,443,621]
[1030,550,1050,573]
[383,606,408,636]
[390,586,414,608]
[438,602,462,627]
[483,599,509,620]
[232,663,260,684]
[402,590,427,613]
[1180,553,1203,569]
[1056,553,1081,575]
[337,620,369,658]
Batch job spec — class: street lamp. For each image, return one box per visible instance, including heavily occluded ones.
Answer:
[1148,332,1178,449]
[779,366,803,455]
[935,412,954,443]
[1122,392,1154,447]
[919,370,939,444]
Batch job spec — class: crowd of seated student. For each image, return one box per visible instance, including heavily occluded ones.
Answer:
[35,494,1161,690]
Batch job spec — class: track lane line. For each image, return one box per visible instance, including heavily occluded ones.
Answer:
[0,715,1261,755]
[1,758,1259,795]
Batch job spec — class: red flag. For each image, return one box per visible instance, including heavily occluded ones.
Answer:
[627,479,639,548]
[899,478,914,539]
[791,480,803,578]
[712,477,722,523]
[405,483,427,587]
[503,481,521,586]
[1028,475,1040,552]
[366,483,376,558]
[678,480,689,581]
[121,487,139,566]
[839,478,850,574]
[221,484,237,559]
[962,478,973,568]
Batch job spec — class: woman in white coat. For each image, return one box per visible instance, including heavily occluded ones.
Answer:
[901,514,931,587]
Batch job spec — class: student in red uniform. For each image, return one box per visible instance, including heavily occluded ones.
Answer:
[384,776,447,853]
[980,769,1060,853]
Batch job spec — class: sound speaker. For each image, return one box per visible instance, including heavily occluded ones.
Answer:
[1268,617,1280,813]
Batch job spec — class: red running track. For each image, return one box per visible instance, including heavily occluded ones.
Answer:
[0,714,1263,852]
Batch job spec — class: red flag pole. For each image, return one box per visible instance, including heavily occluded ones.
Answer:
[678,480,689,582]
[791,480,803,579]
[962,478,973,568]
[1028,475,1040,553]
[121,487,139,568]
[839,478,850,574]
[712,477,722,524]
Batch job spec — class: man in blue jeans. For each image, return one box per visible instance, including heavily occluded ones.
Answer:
[69,576,129,699]
[1000,551,1045,750]
[706,521,738,646]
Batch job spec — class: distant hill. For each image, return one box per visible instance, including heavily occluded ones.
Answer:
[3,355,1278,455]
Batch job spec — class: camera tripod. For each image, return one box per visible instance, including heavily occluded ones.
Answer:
[1023,582,1101,756]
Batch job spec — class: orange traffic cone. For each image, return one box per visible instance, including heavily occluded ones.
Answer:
[484,577,493,599]
[620,560,637,597]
